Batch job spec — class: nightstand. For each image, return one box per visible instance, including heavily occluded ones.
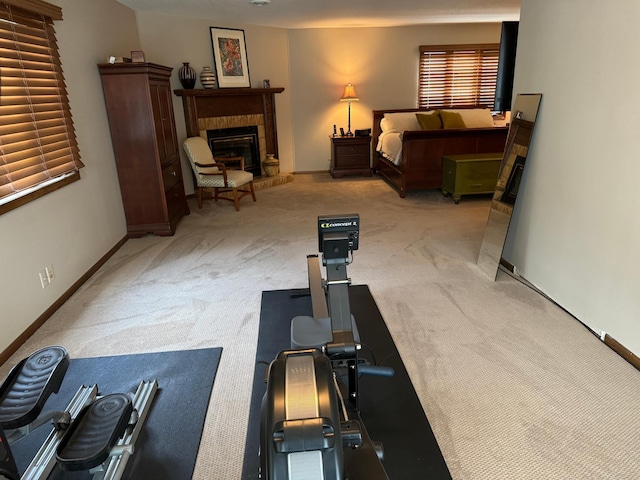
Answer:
[330,135,372,178]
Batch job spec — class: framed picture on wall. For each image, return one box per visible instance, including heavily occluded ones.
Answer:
[210,27,251,88]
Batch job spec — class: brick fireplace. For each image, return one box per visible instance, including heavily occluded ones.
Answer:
[174,88,284,177]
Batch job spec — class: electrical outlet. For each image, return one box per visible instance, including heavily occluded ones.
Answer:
[39,270,49,289]
[46,264,55,282]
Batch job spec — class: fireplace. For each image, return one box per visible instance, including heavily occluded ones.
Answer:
[174,88,284,181]
[207,126,260,177]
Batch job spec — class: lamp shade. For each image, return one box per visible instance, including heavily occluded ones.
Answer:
[340,83,359,102]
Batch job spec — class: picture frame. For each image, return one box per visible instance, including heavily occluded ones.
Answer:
[210,27,251,88]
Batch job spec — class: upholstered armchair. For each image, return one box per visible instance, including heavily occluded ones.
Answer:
[183,137,256,211]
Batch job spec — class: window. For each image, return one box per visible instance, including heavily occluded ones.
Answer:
[0,0,83,215]
[418,44,500,109]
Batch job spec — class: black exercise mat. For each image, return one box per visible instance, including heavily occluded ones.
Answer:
[10,347,222,479]
[242,286,451,479]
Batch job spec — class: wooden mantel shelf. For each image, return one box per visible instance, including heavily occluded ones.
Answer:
[174,87,285,160]
[174,87,284,97]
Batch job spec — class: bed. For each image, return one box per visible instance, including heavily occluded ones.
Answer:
[371,108,509,198]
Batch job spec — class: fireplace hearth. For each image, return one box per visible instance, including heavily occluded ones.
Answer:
[207,126,260,177]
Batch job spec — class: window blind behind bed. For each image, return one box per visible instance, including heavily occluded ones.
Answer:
[418,44,500,109]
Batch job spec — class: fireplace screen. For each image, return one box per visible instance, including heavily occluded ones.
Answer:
[207,126,260,177]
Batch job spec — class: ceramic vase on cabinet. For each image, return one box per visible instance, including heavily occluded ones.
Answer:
[178,62,196,89]
[200,66,216,89]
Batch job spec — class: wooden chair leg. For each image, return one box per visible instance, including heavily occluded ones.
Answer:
[249,181,256,202]
[232,187,240,211]
[198,187,203,209]
[214,187,219,202]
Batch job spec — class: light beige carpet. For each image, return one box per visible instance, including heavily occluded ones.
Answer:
[2,173,639,479]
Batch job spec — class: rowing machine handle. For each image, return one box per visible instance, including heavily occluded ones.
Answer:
[358,365,395,377]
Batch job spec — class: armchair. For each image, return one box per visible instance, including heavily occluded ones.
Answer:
[183,137,256,211]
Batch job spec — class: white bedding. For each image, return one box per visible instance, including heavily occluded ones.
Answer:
[376,131,403,165]
[375,112,425,166]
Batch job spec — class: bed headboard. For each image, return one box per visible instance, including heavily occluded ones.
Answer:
[371,108,434,161]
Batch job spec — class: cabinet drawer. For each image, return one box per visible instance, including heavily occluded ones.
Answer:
[162,161,181,191]
[165,181,185,220]
[335,144,369,157]
[337,154,369,167]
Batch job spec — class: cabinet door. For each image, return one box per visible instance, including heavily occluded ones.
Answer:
[150,81,179,167]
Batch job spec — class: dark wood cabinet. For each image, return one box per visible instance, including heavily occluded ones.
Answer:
[330,136,372,178]
[98,63,189,237]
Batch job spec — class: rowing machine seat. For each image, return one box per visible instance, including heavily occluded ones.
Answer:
[290,315,360,350]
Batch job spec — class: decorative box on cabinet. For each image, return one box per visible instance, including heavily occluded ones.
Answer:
[441,153,503,203]
[98,62,189,237]
[330,135,372,178]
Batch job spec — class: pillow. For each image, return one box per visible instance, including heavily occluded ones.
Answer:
[446,108,495,128]
[382,112,421,132]
[438,110,466,129]
[380,117,392,132]
[415,112,442,130]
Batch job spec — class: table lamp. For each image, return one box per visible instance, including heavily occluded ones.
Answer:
[340,83,359,136]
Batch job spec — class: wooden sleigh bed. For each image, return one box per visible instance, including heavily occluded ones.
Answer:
[371,108,509,198]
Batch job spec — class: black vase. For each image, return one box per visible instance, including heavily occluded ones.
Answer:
[178,62,196,89]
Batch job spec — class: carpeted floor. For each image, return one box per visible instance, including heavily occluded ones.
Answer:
[1,173,639,479]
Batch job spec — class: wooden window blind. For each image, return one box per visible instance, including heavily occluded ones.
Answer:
[418,44,500,109]
[0,0,83,215]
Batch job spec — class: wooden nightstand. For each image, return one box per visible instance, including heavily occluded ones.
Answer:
[330,135,372,178]
[441,153,503,203]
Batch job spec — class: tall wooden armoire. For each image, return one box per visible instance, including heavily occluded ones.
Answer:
[98,62,189,237]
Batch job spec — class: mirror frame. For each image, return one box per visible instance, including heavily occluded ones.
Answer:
[477,93,542,279]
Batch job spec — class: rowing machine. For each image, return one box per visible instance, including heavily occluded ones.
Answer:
[260,214,393,480]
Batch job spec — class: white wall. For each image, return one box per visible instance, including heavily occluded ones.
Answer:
[133,12,294,193]
[503,0,640,355]
[0,0,139,353]
[287,24,502,171]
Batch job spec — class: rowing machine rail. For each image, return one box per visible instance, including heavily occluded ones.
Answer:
[260,214,391,480]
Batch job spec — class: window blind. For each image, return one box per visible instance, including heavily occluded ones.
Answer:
[418,44,500,109]
[0,1,83,212]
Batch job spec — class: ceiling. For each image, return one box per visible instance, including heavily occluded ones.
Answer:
[114,0,521,29]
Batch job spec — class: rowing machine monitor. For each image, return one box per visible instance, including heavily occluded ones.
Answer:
[317,214,359,260]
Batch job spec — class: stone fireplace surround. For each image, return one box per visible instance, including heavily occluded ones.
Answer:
[174,88,284,176]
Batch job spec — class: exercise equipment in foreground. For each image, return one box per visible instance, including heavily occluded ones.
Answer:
[0,346,157,480]
[260,214,394,479]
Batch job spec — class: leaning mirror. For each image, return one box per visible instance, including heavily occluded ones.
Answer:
[477,93,542,280]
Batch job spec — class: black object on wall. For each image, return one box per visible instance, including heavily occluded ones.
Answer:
[494,21,519,112]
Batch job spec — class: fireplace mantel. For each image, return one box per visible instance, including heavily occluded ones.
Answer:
[174,88,284,159]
